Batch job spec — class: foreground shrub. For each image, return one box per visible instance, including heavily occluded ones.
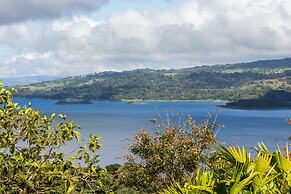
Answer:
[118,115,220,193]
[162,143,291,194]
[0,82,113,193]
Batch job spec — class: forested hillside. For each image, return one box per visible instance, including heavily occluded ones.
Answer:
[17,58,291,101]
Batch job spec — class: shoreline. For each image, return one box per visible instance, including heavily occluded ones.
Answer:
[16,96,229,103]
[15,96,291,110]
[121,99,228,103]
[218,105,291,110]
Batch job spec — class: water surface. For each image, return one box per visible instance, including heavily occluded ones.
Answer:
[14,98,291,165]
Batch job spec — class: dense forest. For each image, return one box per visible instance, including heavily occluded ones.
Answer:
[17,57,291,101]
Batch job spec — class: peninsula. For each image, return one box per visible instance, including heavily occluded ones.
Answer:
[220,90,291,109]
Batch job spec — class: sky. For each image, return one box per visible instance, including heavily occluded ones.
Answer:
[0,0,291,77]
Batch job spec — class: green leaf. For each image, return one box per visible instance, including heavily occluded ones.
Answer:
[26,180,34,189]
[73,130,81,141]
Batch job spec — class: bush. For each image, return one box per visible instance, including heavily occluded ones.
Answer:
[118,115,220,193]
[162,143,291,194]
[0,82,113,193]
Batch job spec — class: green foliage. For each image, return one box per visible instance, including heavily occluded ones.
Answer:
[223,90,291,109]
[160,170,216,194]
[0,82,113,193]
[118,116,220,193]
[162,143,291,194]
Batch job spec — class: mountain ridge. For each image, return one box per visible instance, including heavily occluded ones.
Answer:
[15,57,291,101]
[0,75,61,86]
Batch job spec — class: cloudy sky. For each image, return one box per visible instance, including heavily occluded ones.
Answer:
[0,0,291,77]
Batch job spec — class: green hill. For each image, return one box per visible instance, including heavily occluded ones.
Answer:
[16,57,291,101]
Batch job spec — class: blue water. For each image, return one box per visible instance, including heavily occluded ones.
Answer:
[14,98,291,165]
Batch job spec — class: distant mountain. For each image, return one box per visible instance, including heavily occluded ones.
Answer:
[0,76,61,86]
[15,57,291,102]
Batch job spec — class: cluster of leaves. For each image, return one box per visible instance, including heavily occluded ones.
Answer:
[117,115,220,193]
[162,143,291,194]
[0,82,114,193]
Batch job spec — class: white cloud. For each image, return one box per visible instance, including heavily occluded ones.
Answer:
[0,24,40,49]
[1,0,291,77]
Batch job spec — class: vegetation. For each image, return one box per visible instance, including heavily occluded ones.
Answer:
[162,143,291,193]
[1,82,290,193]
[221,90,291,109]
[116,115,291,193]
[16,57,291,101]
[0,82,114,193]
[117,115,220,193]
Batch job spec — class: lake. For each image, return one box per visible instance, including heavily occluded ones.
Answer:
[14,98,291,166]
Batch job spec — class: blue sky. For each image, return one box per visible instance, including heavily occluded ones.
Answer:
[92,0,187,20]
[0,0,291,77]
